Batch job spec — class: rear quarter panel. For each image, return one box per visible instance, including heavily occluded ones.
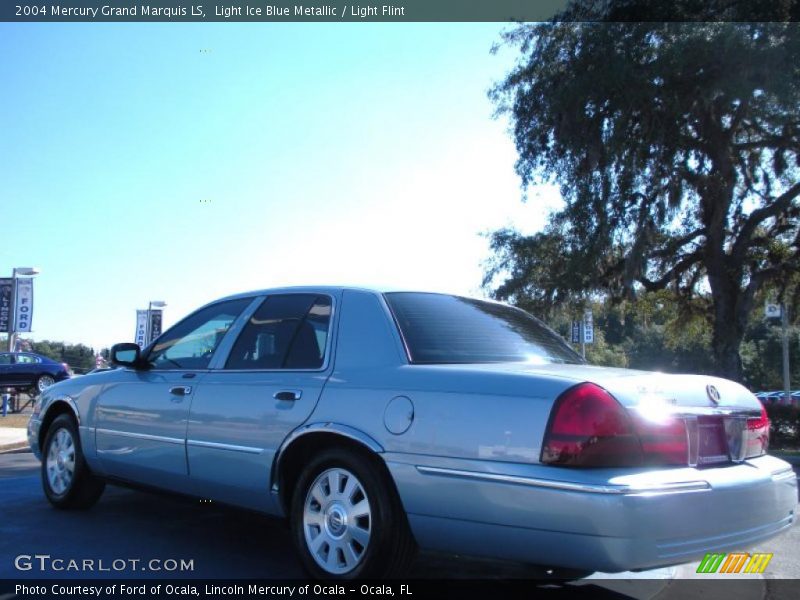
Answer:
[311,290,575,462]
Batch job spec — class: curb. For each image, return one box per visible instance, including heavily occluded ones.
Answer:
[0,441,29,453]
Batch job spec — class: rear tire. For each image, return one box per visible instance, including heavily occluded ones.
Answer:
[36,374,56,395]
[41,414,105,509]
[290,447,416,578]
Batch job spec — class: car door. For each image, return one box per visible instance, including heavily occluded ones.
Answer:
[14,353,41,388]
[94,297,253,491]
[186,292,336,512]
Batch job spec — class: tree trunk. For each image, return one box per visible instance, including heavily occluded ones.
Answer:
[710,300,745,381]
[702,127,745,382]
[706,256,747,382]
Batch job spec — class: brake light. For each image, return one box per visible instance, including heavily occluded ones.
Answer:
[636,416,689,466]
[744,405,769,458]
[541,383,690,467]
[541,383,643,467]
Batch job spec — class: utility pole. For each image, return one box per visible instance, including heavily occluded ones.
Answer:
[581,323,586,360]
[782,302,792,405]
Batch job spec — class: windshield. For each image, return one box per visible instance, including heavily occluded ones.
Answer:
[384,292,583,365]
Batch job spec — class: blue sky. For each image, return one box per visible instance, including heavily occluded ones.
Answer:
[0,23,561,350]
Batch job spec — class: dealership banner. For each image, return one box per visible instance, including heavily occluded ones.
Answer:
[0,278,11,333]
[13,278,34,332]
[148,309,163,344]
[135,310,148,348]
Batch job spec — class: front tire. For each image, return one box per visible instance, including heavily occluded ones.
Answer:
[42,414,105,509]
[290,448,416,579]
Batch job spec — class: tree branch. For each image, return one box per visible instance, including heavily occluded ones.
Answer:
[638,252,701,291]
[732,181,800,263]
[650,228,706,258]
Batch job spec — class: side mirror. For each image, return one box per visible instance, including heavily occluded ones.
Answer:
[110,343,142,368]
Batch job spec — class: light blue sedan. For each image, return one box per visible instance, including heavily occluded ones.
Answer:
[28,287,797,578]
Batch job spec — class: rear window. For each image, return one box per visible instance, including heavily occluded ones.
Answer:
[384,292,583,365]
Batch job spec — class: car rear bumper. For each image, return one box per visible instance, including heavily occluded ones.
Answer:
[385,453,797,572]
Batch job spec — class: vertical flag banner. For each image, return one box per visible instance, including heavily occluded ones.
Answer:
[571,321,581,343]
[14,278,34,332]
[583,309,594,344]
[135,310,148,348]
[148,309,163,344]
[0,278,11,333]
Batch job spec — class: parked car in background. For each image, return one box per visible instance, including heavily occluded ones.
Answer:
[0,352,70,395]
[756,391,798,405]
[27,288,796,578]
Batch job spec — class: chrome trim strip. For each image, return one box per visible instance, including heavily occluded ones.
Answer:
[95,428,184,445]
[186,439,263,454]
[672,407,761,418]
[415,466,711,495]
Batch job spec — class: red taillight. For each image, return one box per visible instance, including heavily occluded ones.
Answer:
[541,383,643,467]
[744,406,769,458]
[636,416,689,466]
[541,383,690,467]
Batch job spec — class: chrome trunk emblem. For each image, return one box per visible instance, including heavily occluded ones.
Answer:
[706,385,721,406]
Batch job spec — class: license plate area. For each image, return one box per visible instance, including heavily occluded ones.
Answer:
[696,416,729,465]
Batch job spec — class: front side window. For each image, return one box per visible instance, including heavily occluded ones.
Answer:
[147,298,251,370]
[16,354,39,364]
[385,292,583,365]
[225,294,332,370]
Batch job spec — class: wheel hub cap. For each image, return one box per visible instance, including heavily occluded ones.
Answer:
[303,467,372,575]
[325,504,348,538]
[46,427,75,495]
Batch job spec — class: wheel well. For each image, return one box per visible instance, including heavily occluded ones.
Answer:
[38,401,77,452]
[277,432,393,515]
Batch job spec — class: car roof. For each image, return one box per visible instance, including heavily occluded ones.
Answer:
[213,286,483,303]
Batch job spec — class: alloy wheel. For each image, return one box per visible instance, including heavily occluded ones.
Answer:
[46,428,75,495]
[37,375,55,393]
[302,467,372,575]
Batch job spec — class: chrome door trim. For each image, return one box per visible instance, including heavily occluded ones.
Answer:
[95,428,184,445]
[186,439,264,454]
[415,466,711,495]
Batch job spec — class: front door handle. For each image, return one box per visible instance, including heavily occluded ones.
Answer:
[170,386,192,397]
[274,390,302,402]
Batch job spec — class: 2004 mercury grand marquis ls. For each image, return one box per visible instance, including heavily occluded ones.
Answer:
[28,287,796,578]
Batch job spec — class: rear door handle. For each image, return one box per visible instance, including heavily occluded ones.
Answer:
[170,386,192,397]
[274,390,302,402]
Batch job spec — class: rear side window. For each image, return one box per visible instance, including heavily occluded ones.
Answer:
[384,292,582,365]
[225,294,332,370]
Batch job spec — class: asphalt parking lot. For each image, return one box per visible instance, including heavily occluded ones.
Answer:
[0,450,797,600]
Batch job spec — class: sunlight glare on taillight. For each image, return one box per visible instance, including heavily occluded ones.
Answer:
[635,415,689,466]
